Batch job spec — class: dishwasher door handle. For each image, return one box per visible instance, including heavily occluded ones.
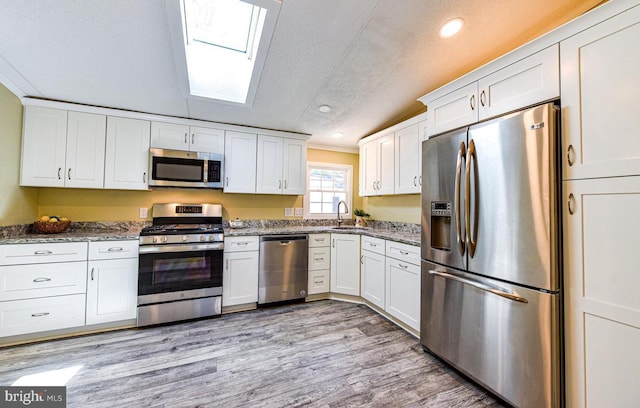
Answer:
[279,241,292,245]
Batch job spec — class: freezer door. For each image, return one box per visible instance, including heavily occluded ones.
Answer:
[421,128,468,271]
[466,102,558,290]
[421,260,562,408]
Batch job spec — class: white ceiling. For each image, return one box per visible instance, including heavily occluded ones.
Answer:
[0,0,602,151]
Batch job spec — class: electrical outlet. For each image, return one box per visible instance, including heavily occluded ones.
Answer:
[139,207,148,219]
[285,208,294,217]
[294,207,303,216]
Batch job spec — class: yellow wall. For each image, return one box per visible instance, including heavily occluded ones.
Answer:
[0,84,38,226]
[364,194,420,224]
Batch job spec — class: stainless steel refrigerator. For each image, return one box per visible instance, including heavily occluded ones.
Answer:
[420,102,561,408]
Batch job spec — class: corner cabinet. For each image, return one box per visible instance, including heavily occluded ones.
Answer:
[256,135,307,195]
[360,236,385,309]
[330,234,360,296]
[224,131,257,193]
[104,116,151,190]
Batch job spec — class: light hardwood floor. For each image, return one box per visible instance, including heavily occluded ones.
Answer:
[0,300,504,407]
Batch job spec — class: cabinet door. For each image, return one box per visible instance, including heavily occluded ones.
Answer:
[561,7,640,180]
[223,251,259,306]
[20,106,67,187]
[282,138,307,195]
[150,121,189,151]
[564,176,640,408]
[190,126,224,154]
[65,111,106,188]
[330,234,360,296]
[86,258,138,325]
[377,133,395,195]
[385,257,420,331]
[478,45,559,121]
[360,139,378,196]
[361,250,385,309]
[224,131,257,193]
[394,123,420,194]
[104,116,150,190]
[426,82,478,137]
[256,135,284,194]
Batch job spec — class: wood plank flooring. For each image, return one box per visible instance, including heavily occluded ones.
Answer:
[0,300,505,407]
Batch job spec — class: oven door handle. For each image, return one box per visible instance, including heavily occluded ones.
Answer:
[139,243,224,254]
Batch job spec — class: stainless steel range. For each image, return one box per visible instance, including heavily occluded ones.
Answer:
[137,203,224,327]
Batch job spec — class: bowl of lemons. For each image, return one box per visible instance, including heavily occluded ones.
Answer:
[33,215,71,234]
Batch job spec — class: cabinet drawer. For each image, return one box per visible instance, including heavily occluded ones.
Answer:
[0,294,86,337]
[308,269,330,295]
[309,247,330,270]
[386,241,420,265]
[361,236,385,255]
[88,240,138,260]
[308,234,330,248]
[224,236,259,252]
[0,262,87,301]
[0,242,87,265]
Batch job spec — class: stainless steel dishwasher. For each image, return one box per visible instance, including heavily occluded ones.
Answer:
[259,235,308,304]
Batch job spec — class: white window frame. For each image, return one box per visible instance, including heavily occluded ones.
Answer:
[304,161,353,220]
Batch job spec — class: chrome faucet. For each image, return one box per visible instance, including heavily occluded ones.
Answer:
[336,200,349,227]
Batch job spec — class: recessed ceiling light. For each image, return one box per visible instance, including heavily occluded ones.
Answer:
[440,18,464,38]
[331,132,343,139]
[318,105,331,113]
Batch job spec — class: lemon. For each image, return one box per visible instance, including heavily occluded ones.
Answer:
[60,217,69,222]
[39,215,50,222]
[49,218,59,223]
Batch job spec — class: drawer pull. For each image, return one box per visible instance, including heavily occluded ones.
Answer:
[399,250,409,255]
[91,267,95,281]
[369,243,377,247]
[399,263,408,269]
[33,277,52,283]
[107,247,124,252]
[237,242,249,246]
[34,250,53,255]
[314,279,324,284]
[31,312,50,318]
[314,257,325,261]
[314,238,325,242]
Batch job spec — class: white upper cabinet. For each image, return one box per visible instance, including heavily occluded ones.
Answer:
[361,133,394,196]
[150,121,224,154]
[256,135,306,195]
[224,131,257,193]
[426,82,478,137]
[394,123,421,194]
[478,45,559,121]
[561,6,640,180]
[104,116,150,190]
[21,107,106,188]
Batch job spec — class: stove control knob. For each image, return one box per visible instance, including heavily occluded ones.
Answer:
[162,236,168,243]
[208,235,214,241]
[182,235,188,242]
[200,236,206,242]
[153,236,158,244]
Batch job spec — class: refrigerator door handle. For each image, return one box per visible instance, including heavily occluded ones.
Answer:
[455,141,466,256]
[428,269,528,303]
[465,139,478,257]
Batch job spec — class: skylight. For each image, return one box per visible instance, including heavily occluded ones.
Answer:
[180,0,278,105]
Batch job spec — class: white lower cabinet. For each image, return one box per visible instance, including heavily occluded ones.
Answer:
[330,234,360,296]
[0,294,86,337]
[223,236,259,307]
[360,236,386,309]
[86,241,138,325]
[385,241,420,331]
[308,234,330,295]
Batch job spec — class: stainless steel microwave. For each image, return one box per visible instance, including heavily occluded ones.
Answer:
[149,148,224,189]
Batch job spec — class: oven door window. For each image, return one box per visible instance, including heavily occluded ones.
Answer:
[139,249,222,295]
[152,156,204,182]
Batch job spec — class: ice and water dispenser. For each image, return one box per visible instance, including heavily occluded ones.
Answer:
[430,201,452,252]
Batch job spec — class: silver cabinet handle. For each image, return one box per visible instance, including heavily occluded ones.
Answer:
[398,263,408,269]
[33,277,51,283]
[191,133,195,144]
[31,312,50,317]
[107,247,123,252]
[91,267,95,281]
[143,172,147,183]
[184,132,188,144]
[428,269,528,303]
[237,242,249,246]
[372,181,376,191]
[314,238,325,242]
[314,257,325,261]
[34,250,53,255]
[226,177,229,187]
[413,176,417,186]
[368,242,377,247]
[67,168,72,180]
[469,94,476,110]
[57,167,62,180]
[284,180,287,189]
[332,239,335,248]
[226,259,229,270]
[419,175,422,186]
[399,250,409,255]
[567,144,576,167]
[568,193,576,215]
[455,141,466,257]
[360,255,364,264]
[278,179,282,189]
[465,139,477,257]
[480,90,486,107]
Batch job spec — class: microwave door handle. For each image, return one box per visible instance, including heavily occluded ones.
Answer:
[455,141,466,256]
[465,139,477,257]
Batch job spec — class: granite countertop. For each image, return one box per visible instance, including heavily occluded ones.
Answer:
[0,221,420,247]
